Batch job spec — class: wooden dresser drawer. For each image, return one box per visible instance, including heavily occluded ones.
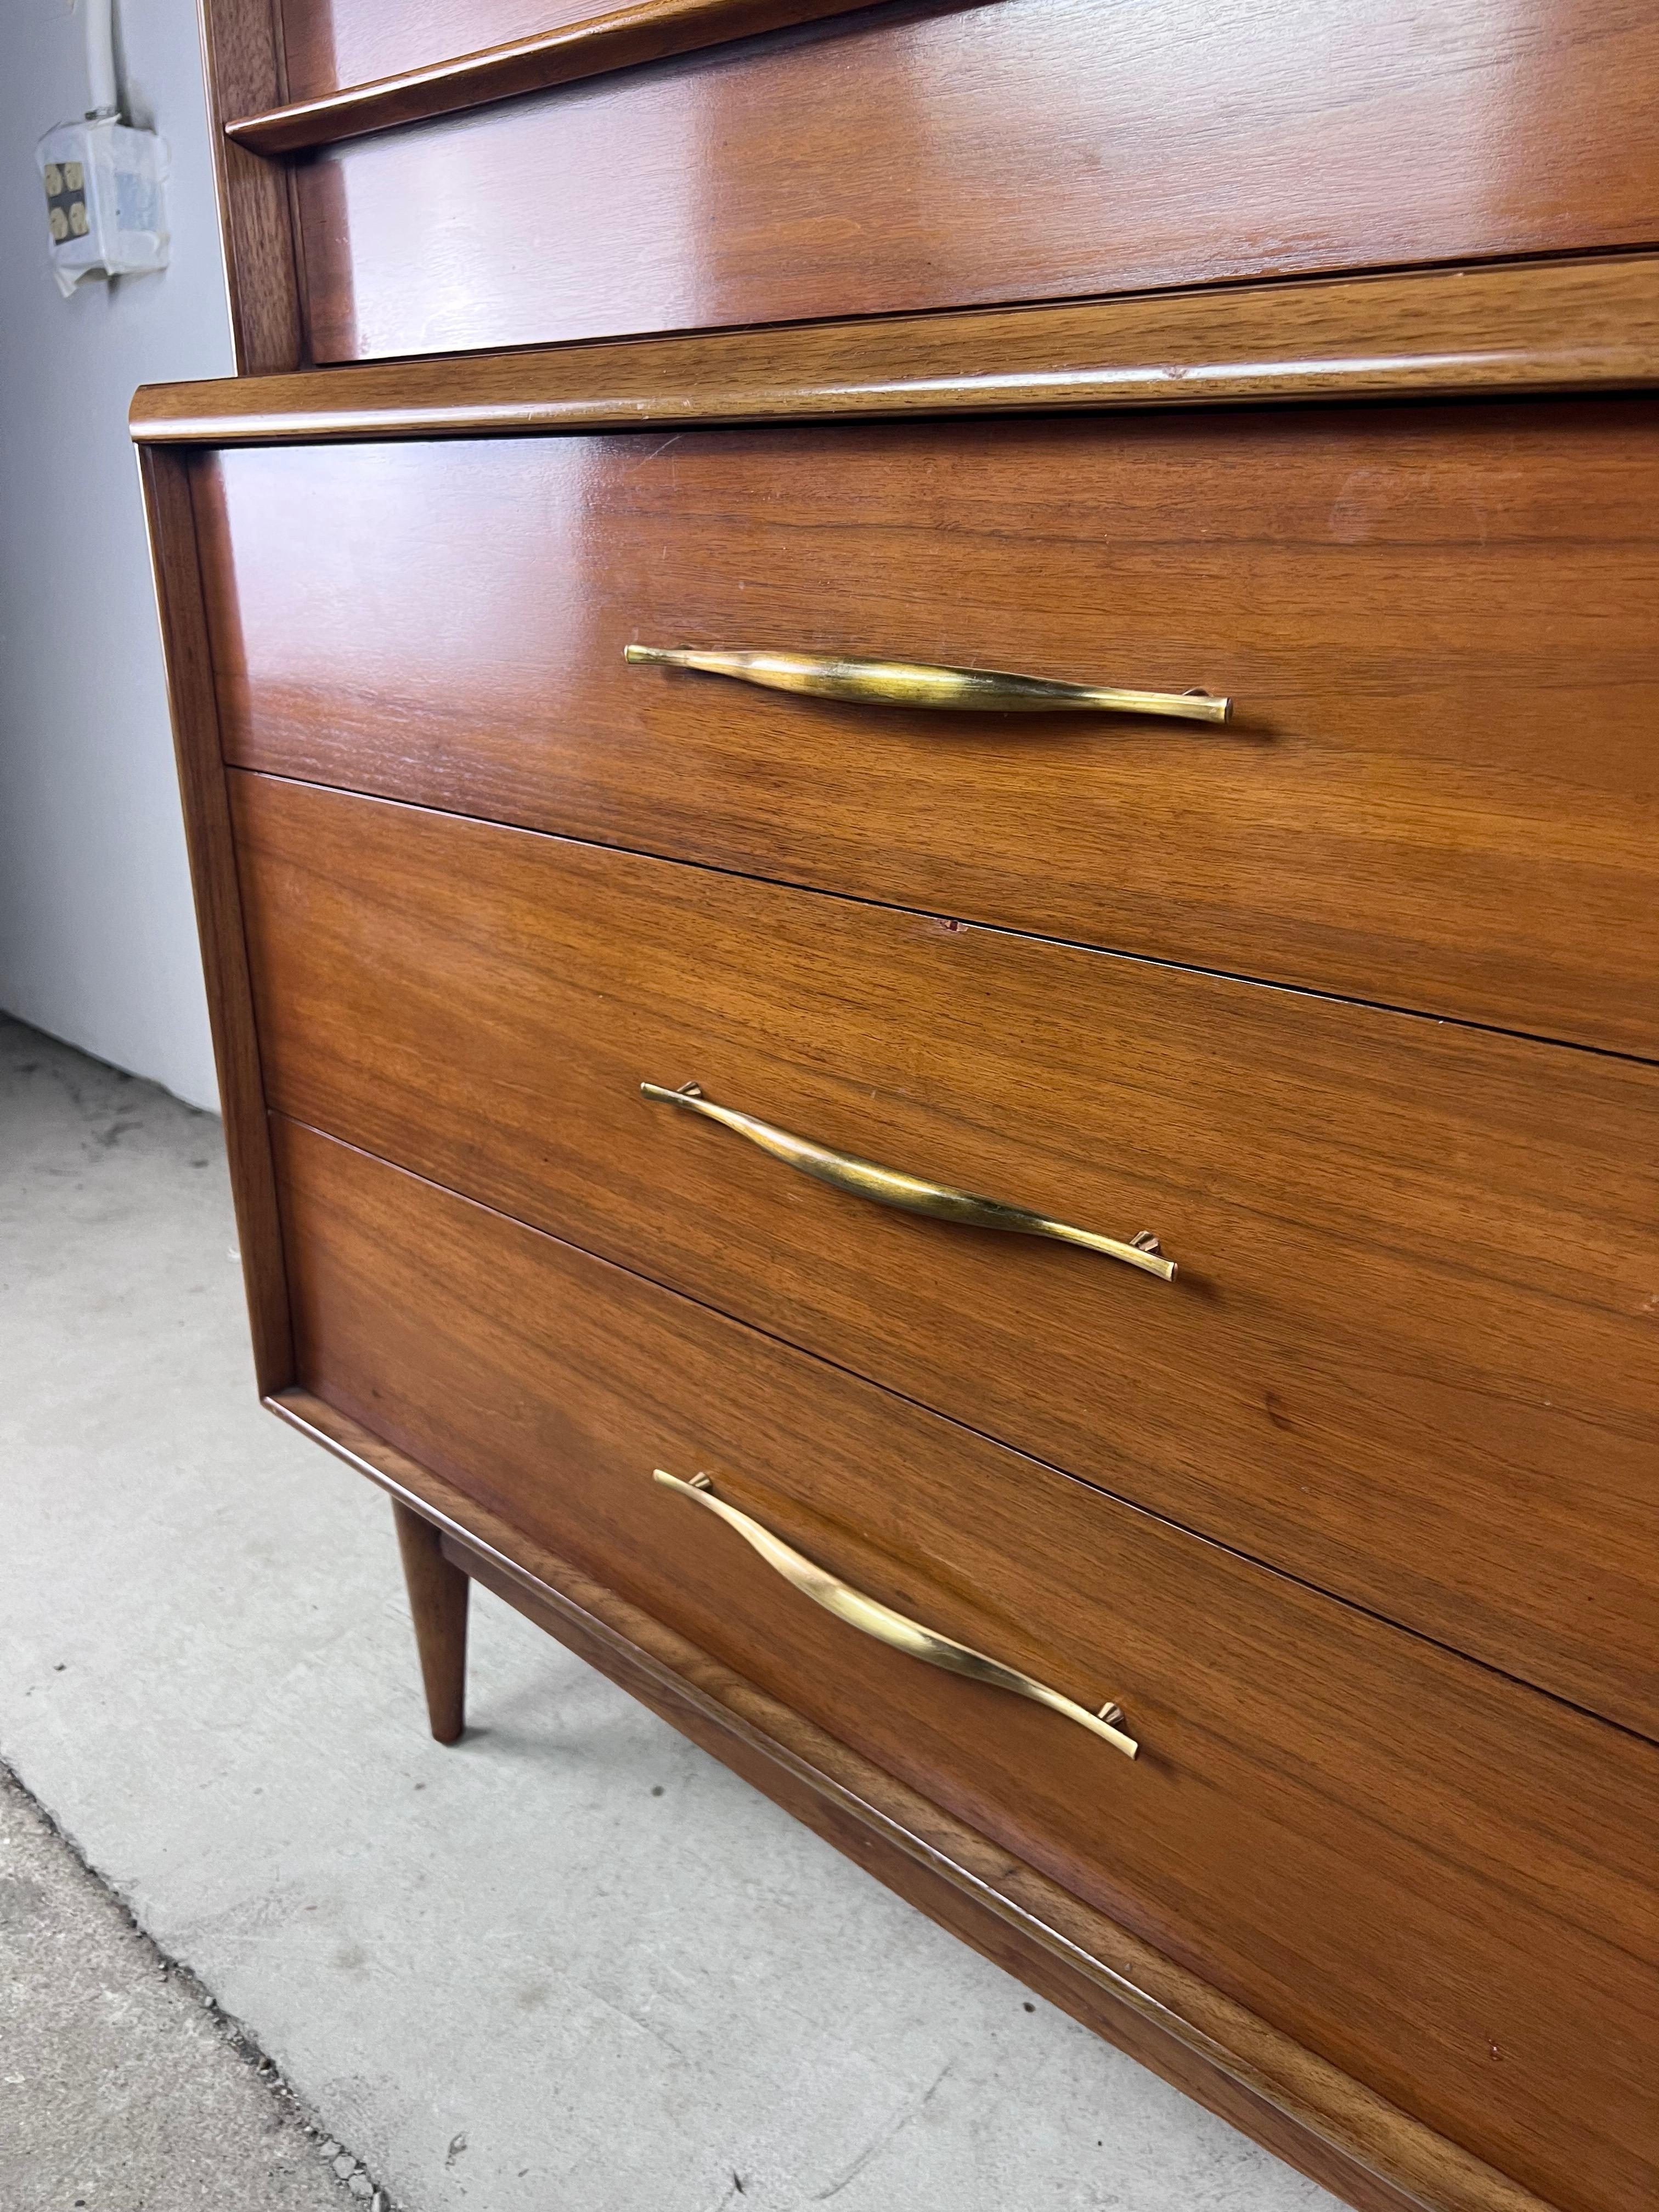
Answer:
[197,403,1659,1055]
[247,1,1659,361]
[231,771,1659,1741]
[272,1115,1659,2212]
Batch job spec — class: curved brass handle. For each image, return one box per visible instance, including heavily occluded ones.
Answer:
[624,644,1229,724]
[654,1470,1138,1758]
[641,1081,1175,1282]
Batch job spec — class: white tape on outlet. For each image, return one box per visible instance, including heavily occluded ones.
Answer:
[37,116,169,297]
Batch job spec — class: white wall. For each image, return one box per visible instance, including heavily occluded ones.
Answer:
[1,1,233,1110]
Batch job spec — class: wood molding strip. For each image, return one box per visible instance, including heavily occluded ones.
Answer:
[223,0,888,156]
[267,1381,1557,2212]
[199,0,306,373]
[131,254,1659,446]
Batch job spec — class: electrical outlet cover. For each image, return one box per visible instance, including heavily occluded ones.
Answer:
[37,117,169,296]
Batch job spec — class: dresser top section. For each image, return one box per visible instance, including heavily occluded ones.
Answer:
[201,0,1659,374]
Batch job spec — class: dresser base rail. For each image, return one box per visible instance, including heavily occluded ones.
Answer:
[267,1384,1557,2212]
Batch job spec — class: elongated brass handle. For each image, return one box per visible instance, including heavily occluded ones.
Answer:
[641,1081,1175,1282]
[654,1470,1138,1758]
[624,644,1229,724]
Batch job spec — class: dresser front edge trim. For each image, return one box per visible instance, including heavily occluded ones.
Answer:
[131,253,1659,446]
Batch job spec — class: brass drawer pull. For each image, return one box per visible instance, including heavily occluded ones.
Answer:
[641,1081,1176,1281]
[624,643,1230,724]
[653,1470,1139,1758]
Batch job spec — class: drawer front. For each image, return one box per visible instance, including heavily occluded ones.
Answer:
[273,1117,1659,2212]
[232,772,1659,1740]
[198,404,1659,1056]
[274,0,1659,361]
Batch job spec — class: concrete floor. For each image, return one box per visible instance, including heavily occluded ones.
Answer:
[0,1012,1334,2212]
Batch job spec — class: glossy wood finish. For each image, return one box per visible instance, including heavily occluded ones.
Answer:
[232,772,1659,1738]
[279,0,647,94]
[235,0,888,153]
[286,0,1659,360]
[272,1120,1659,2212]
[276,1390,1548,2212]
[391,1498,468,1741]
[198,405,1659,1057]
[158,2,1659,2196]
[198,0,305,373]
[134,451,292,1391]
[129,255,1659,444]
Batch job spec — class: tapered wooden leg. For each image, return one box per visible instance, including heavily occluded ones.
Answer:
[392,1499,469,1743]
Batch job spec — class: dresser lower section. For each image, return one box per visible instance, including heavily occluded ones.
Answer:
[274,1388,1492,2212]
[269,1117,1657,2212]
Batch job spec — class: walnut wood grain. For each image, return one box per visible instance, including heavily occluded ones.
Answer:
[128,256,1659,444]
[391,1497,468,1740]
[278,0,595,94]
[198,0,306,373]
[276,1392,1544,2212]
[270,1122,1659,2212]
[134,453,292,1391]
[233,0,889,153]
[278,0,1659,361]
[196,404,1659,1057]
[231,772,1659,1739]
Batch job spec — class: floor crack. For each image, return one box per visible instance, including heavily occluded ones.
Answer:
[810,2058,956,2200]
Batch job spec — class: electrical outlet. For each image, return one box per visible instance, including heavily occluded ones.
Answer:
[37,116,169,296]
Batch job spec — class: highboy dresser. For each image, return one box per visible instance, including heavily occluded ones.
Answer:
[135,5,1659,2207]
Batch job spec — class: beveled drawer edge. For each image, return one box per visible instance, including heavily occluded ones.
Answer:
[131,253,1659,448]
[267,1381,1558,2212]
